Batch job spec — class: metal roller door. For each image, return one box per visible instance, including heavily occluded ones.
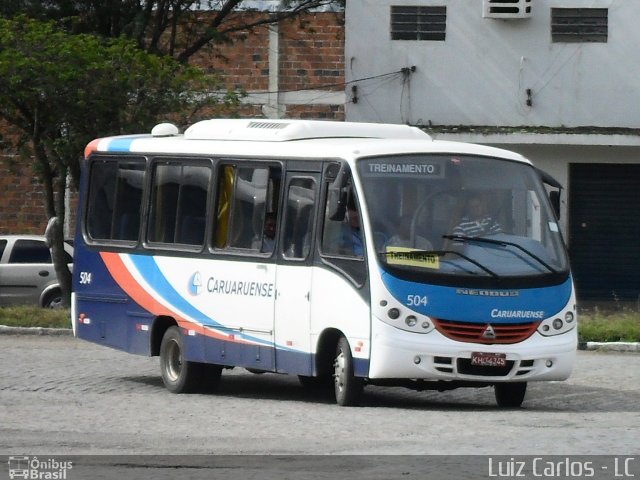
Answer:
[569,163,640,301]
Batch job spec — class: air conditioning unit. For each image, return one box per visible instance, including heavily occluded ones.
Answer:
[483,0,532,19]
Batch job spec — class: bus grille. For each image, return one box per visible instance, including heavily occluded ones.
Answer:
[433,318,540,344]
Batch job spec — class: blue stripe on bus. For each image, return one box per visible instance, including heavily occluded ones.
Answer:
[127,255,281,349]
[106,137,137,152]
[128,254,221,326]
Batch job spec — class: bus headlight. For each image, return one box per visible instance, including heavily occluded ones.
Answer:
[405,315,417,327]
[537,309,577,337]
[376,297,435,334]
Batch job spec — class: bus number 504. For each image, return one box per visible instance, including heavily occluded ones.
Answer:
[407,295,428,307]
[79,272,92,285]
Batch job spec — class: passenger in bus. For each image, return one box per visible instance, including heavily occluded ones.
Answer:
[260,212,277,253]
[452,193,501,237]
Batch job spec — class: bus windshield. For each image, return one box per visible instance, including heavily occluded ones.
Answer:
[357,154,569,281]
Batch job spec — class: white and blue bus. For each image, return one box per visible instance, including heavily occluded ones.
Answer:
[73,119,577,407]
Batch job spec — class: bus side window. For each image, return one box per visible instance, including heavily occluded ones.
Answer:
[148,162,211,246]
[322,185,363,258]
[175,166,210,245]
[214,165,281,252]
[86,159,144,243]
[214,165,234,249]
[87,161,117,240]
[282,178,317,260]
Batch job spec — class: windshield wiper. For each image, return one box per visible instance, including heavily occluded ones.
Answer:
[442,235,558,274]
[381,249,499,278]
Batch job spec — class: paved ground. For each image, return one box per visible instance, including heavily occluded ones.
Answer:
[0,334,638,459]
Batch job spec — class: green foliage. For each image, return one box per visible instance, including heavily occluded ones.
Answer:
[0,307,71,329]
[0,16,234,189]
[1,1,345,61]
[0,16,239,306]
[578,311,640,342]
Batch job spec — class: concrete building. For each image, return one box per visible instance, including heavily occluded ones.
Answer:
[345,0,640,301]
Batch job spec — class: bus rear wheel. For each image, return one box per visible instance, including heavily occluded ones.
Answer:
[333,336,364,406]
[494,382,527,408]
[160,326,221,393]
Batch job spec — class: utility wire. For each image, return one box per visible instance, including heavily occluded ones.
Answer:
[246,68,409,96]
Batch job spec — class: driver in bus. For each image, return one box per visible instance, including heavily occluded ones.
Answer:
[452,193,502,237]
[335,197,364,257]
[344,203,364,256]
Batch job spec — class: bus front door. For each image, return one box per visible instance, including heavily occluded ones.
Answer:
[274,173,320,375]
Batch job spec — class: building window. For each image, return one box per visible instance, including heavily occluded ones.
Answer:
[391,6,446,41]
[551,8,608,43]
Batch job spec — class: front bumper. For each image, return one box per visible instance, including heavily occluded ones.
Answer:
[369,317,576,382]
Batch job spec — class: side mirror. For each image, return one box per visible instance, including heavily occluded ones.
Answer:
[536,167,562,220]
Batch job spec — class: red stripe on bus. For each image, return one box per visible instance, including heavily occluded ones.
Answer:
[99,252,239,343]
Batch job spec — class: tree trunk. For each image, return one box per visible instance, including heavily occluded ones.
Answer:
[44,216,72,308]
[34,136,73,309]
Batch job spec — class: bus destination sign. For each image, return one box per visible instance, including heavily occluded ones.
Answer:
[365,162,442,178]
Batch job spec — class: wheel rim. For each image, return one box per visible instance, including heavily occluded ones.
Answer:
[164,339,182,383]
[49,299,62,309]
[334,349,346,393]
[45,296,62,309]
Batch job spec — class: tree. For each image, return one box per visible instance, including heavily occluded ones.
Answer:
[0,1,344,62]
[0,16,238,306]
[0,1,344,308]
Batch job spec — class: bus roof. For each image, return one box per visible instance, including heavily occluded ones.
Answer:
[87,119,530,165]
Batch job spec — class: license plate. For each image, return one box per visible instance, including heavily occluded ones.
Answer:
[470,352,507,367]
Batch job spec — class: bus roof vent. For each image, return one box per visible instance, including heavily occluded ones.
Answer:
[184,119,431,142]
[247,121,290,130]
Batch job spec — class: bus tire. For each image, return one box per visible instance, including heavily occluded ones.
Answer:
[494,382,527,408]
[160,326,203,393]
[333,336,364,406]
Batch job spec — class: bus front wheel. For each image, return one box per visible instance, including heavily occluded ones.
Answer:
[494,382,527,408]
[160,326,219,393]
[333,336,364,406]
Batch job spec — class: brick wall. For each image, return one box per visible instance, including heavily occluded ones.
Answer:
[279,13,344,94]
[199,11,345,119]
[0,10,345,234]
[0,161,49,234]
